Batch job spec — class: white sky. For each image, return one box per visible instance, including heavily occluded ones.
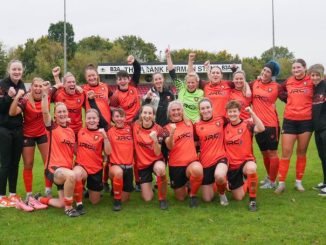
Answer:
[1,0,326,65]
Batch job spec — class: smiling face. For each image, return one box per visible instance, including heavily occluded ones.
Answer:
[117,76,130,90]
[210,67,223,84]
[141,106,155,128]
[186,76,197,92]
[112,110,126,128]
[168,103,183,123]
[31,79,43,100]
[261,67,272,83]
[310,72,322,86]
[85,69,99,87]
[292,62,306,79]
[199,100,213,121]
[227,107,241,124]
[8,61,23,83]
[85,110,99,130]
[153,73,164,92]
[54,103,69,126]
[64,75,76,95]
[233,72,245,90]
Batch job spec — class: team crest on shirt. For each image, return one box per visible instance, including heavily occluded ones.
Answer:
[24,139,27,144]
[221,85,225,89]
[237,128,243,134]
[194,97,199,102]
[101,87,105,91]
[303,81,307,86]
[82,132,85,136]
[200,126,204,130]
[268,88,273,92]
[94,135,99,141]
[130,90,134,94]
[77,99,81,103]
[167,96,171,101]
[216,121,221,127]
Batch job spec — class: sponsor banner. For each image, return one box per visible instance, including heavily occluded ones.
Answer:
[98,64,242,75]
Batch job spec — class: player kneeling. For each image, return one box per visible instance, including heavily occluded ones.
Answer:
[194,98,228,206]
[38,83,79,217]
[133,105,169,210]
[72,109,111,214]
[165,101,203,208]
[224,100,265,211]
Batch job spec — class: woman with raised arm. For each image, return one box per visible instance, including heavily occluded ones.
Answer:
[82,64,113,193]
[224,100,265,211]
[202,61,244,118]
[275,59,313,194]
[9,77,53,210]
[133,105,169,210]
[0,60,26,208]
[164,100,203,207]
[166,49,204,123]
[72,108,111,215]
[38,82,79,217]
[108,108,135,211]
[194,98,228,206]
[51,67,85,135]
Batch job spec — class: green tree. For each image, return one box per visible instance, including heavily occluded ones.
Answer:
[77,35,113,52]
[242,57,264,81]
[0,42,8,78]
[114,35,157,62]
[170,49,239,63]
[7,39,38,76]
[261,46,294,63]
[70,44,127,83]
[48,21,76,58]
[28,38,64,81]
[277,57,292,80]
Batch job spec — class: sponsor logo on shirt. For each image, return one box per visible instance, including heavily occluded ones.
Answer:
[226,139,243,145]
[116,135,132,141]
[175,132,191,143]
[204,133,220,141]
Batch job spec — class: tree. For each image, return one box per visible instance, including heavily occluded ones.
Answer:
[261,46,294,63]
[70,43,127,83]
[0,42,8,78]
[77,35,113,52]
[277,57,292,80]
[241,57,264,81]
[170,49,240,63]
[48,21,76,58]
[114,35,157,62]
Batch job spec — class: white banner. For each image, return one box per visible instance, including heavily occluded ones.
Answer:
[98,64,242,75]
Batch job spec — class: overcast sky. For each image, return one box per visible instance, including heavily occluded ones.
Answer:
[1,0,325,66]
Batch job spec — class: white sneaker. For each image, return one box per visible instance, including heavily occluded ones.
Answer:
[313,182,326,191]
[219,194,229,206]
[274,182,286,194]
[295,181,305,192]
[318,187,326,197]
[260,176,270,185]
[260,181,276,189]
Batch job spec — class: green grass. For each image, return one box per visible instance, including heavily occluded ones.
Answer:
[0,102,325,245]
